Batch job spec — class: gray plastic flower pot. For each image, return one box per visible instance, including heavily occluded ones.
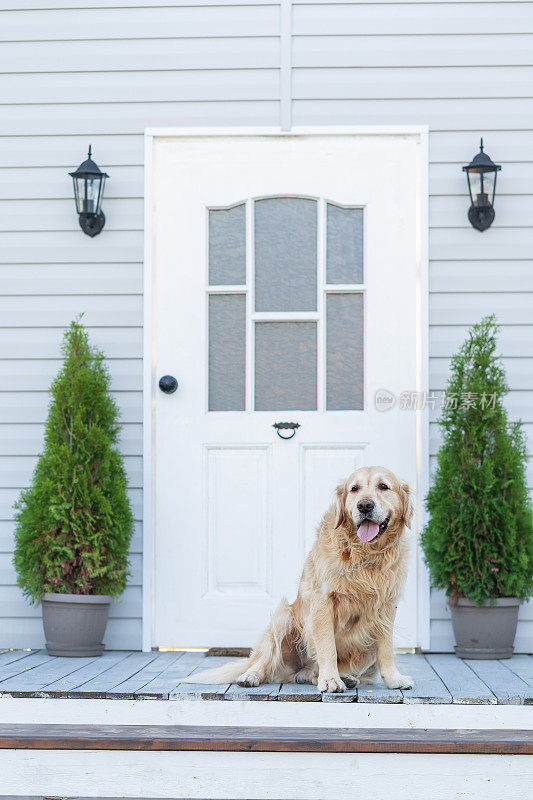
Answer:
[41,593,111,657]
[451,597,520,660]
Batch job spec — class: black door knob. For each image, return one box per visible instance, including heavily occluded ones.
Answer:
[159,375,178,394]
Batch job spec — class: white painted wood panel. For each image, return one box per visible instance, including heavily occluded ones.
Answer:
[430,195,533,229]
[0,617,141,650]
[1,102,280,137]
[0,359,142,392]
[294,33,533,68]
[294,2,533,36]
[429,293,533,326]
[0,296,142,327]
[0,328,143,359]
[0,70,280,104]
[0,5,280,40]
[0,135,144,168]
[207,447,271,598]
[293,98,533,130]
[0,166,143,200]
[1,37,279,73]
[293,66,533,99]
[429,325,533,359]
[0,199,144,232]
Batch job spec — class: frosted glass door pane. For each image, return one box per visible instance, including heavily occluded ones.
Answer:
[255,198,317,311]
[326,294,364,410]
[255,322,317,410]
[209,294,246,411]
[326,204,363,284]
[209,204,246,285]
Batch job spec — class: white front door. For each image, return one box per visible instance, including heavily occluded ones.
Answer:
[150,132,425,648]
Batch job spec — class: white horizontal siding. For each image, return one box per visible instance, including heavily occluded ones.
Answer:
[0,1,532,653]
[294,0,533,654]
[0,0,279,650]
[0,5,280,40]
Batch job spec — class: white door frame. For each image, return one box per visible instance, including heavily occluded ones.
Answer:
[142,126,430,652]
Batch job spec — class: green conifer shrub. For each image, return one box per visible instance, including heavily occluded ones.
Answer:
[13,319,134,601]
[421,315,533,605]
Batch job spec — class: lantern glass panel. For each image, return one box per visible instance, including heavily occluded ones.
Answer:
[482,170,496,205]
[73,175,105,215]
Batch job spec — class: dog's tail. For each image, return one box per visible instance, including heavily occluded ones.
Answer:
[180,658,248,685]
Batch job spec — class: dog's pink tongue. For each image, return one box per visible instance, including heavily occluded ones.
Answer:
[357,520,380,542]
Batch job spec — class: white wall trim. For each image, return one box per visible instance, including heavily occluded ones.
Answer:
[280,0,293,131]
[417,129,431,650]
[142,132,155,652]
[142,125,430,650]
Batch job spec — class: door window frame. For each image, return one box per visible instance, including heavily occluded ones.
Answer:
[143,126,430,652]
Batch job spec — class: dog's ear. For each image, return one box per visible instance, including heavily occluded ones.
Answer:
[400,481,414,529]
[333,480,350,529]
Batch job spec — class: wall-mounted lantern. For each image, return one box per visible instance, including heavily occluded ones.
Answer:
[462,139,501,232]
[69,146,109,237]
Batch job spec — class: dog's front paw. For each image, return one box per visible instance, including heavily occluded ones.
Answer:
[318,675,346,693]
[384,673,414,690]
[341,674,361,689]
[237,670,261,687]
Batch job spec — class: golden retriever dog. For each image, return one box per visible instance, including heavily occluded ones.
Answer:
[184,466,414,693]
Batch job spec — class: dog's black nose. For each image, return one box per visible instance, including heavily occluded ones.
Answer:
[357,499,375,515]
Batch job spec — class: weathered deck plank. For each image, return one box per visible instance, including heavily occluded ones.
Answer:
[464,658,532,705]
[67,653,160,698]
[170,656,237,700]
[139,651,207,698]
[396,654,452,704]
[321,687,358,702]
[225,682,281,700]
[357,682,403,704]
[0,655,99,696]
[0,651,54,687]
[425,654,496,704]
[0,651,530,704]
[0,650,36,668]
[501,654,533,688]
[278,682,322,701]
[43,651,133,695]
[106,652,185,698]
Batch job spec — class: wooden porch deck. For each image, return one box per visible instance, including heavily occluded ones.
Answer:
[0,649,532,704]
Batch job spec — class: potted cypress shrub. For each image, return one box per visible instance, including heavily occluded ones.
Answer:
[13,319,134,656]
[421,315,533,659]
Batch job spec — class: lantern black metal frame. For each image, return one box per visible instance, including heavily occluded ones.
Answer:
[462,139,501,232]
[69,146,109,237]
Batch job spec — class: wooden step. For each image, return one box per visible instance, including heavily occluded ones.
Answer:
[0,724,531,755]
